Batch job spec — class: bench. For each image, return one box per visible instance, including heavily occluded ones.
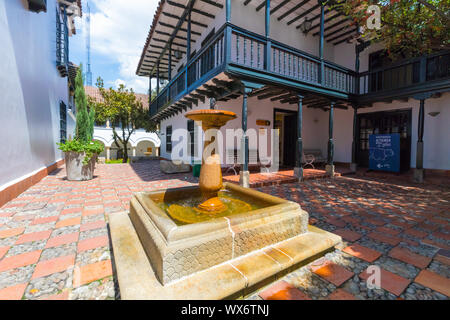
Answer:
[302,149,327,169]
[225,149,271,175]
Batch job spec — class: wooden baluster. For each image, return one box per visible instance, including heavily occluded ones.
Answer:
[272,49,275,72]
[257,42,261,69]
[236,33,240,64]
[278,49,281,74]
[301,59,304,80]
[251,39,254,68]
[289,54,292,77]
[243,37,247,66]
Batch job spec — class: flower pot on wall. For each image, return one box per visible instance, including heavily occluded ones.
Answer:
[65,151,98,181]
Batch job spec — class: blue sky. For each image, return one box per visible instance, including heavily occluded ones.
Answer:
[70,0,159,94]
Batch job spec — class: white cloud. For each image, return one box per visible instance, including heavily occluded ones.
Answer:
[75,0,158,93]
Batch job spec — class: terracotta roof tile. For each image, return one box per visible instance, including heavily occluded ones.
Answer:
[84,86,149,110]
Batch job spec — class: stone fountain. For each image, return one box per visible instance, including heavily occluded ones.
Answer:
[109,109,341,300]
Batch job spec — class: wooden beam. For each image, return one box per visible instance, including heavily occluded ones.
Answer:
[308,12,342,31]
[288,3,320,26]
[199,0,223,9]
[162,12,208,28]
[190,93,205,103]
[158,21,201,36]
[257,90,285,100]
[271,0,289,15]
[271,93,295,101]
[148,0,197,76]
[278,0,309,21]
[154,30,194,43]
[184,97,199,106]
[313,17,352,37]
[333,35,354,46]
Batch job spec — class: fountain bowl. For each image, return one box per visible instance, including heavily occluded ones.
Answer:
[128,182,308,285]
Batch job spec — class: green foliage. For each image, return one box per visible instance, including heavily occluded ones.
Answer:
[88,77,157,163]
[105,158,130,164]
[333,0,450,59]
[74,64,95,142]
[57,140,104,165]
[57,64,101,166]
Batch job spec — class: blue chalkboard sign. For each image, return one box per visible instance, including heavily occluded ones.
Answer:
[369,134,400,172]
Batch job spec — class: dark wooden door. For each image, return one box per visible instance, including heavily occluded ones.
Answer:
[356,109,412,171]
[283,114,298,167]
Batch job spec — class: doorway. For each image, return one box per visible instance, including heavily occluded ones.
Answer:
[356,109,412,171]
[274,108,298,168]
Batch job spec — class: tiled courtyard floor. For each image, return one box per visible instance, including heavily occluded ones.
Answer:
[0,160,449,300]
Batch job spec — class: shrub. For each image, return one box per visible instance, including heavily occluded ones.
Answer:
[57,140,104,165]
[57,65,102,165]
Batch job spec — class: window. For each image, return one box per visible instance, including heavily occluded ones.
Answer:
[56,5,69,77]
[60,101,67,143]
[27,0,47,13]
[166,126,172,153]
[187,120,195,159]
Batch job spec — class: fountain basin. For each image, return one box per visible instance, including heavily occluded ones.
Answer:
[129,182,308,285]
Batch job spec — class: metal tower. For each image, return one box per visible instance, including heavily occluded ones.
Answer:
[85,1,92,86]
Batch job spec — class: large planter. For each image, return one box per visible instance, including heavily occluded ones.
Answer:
[65,151,97,181]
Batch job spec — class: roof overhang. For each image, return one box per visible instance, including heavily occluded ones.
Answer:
[136,0,224,78]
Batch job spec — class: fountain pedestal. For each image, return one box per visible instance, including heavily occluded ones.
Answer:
[184,109,237,213]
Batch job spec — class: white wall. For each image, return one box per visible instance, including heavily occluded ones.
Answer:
[93,127,161,148]
[231,1,335,61]
[358,94,450,170]
[0,0,75,189]
[159,94,331,166]
[161,91,450,171]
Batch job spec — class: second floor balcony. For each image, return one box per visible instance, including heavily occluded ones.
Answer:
[140,1,450,118]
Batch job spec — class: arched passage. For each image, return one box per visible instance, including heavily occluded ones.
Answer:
[135,140,157,157]
[93,139,107,159]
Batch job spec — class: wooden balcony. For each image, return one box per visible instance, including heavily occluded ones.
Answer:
[358,51,450,104]
[150,23,450,117]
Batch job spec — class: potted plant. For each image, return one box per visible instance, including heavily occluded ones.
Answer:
[57,65,104,181]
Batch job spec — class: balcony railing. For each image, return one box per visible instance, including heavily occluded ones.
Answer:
[358,51,450,95]
[150,22,449,116]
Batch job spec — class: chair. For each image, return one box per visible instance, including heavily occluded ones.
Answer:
[225,149,238,175]
[302,149,327,169]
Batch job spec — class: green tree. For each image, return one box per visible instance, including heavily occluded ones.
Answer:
[74,65,94,142]
[332,0,450,59]
[89,77,156,163]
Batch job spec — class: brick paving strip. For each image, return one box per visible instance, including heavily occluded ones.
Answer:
[0,160,449,300]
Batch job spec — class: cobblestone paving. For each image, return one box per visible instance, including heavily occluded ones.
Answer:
[0,161,197,300]
[0,161,449,300]
[249,176,450,300]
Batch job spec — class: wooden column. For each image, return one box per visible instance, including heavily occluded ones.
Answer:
[413,93,430,182]
[265,0,271,71]
[239,87,252,188]
[415,99,425,182]
[355,45,360,94]
[295,95,304,181]
[326,101,335,176]
[318,4,325,84]
[351,105,358,172]
[149,76,152,103]
[168,42,172,81]
[156,63,160,94]
[226,0,231,22]
[187,10,192,62]
[224,0,232,64]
